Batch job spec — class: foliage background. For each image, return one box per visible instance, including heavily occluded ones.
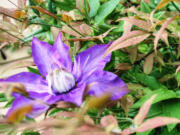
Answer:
[0,0,180,135]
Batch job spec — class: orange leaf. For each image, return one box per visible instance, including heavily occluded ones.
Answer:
[104,31,150,57]
[62,13,73,24]
[34,0,43,4]
[13,10,26,19]
[7,105,33,123]
[134,94,157,127]
[11,83,29,97]
[143,53,155,74]
[136,117,180,132]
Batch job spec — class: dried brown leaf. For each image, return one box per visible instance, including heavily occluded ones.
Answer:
[134,94,157,127]
[115,63,132,71]
[104,30,150,57]
[143,53,155,74]
[129,46,138,64]
[121,95,134,117]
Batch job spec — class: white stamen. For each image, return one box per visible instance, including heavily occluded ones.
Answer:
[46,69,75,94]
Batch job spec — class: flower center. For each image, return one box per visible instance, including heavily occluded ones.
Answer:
[46,69,75,94]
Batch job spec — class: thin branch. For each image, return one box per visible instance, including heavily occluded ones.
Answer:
[0,28,25,42]
[0,56,31,65]
[7,0,20,9]
[0,12,23,22]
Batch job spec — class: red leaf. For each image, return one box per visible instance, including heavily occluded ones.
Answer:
[31,6,58,19]
[100,115,118,128]
[118,17,152,31]
[134,94,157,127]
[143,53,155,74]
[136,117,180,132]
[154,15,180,52]
[104,30,150,57]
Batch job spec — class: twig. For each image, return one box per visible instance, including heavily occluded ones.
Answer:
[0,12,23,22]
[7,0,20,9]
[0,56,31,65]
[0,28,25,42]
[171,2,180,13]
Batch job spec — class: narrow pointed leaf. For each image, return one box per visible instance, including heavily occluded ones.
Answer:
[134,95,157,126]
[104,30,150,57]
[136,117,180,132]
[143,53,155,74]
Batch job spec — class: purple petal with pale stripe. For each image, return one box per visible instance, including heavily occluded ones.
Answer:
[72,43,112,82]
[53,33,72,72]
[86,71,129,100]
[0,72,48,93]
[32,33,72,76]
[7,93,49,118]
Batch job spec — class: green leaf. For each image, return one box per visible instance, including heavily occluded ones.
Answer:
[48,0,56,13]
[0,93,7,102]
[162,99,180,131]
[95,0,120,24]
[27,67,41,75]
[52,0,76,11]
[140,0,151,13]
[0,124,13,133]
[135,73,162,90]
[21,130,40,135]
[132,88,177,108]
[176,71,180,83]
[88,0,100,17]
[136,129,152,135]
[29,0,40,15]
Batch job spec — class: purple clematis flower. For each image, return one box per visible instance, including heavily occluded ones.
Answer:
[0,33,129,118]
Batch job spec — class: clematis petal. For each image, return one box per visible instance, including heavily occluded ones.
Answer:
[72,43,112,82]
[86,71,129,100]
[0,72,49,93]
[32,37,60,76]
[53,83,86,106]
[32,34,72,76]
[53,33,72,72]
[7,93,49,118]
